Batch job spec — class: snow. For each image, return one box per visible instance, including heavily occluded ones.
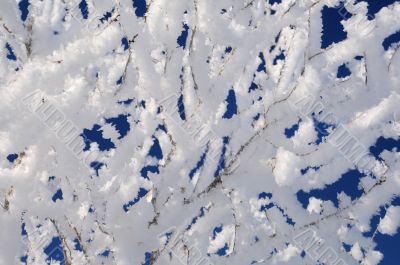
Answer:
[0,0,399,264]
[273,147,301,187]
[378,206,400,236]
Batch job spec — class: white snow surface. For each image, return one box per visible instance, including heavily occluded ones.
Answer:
[0,0,399,264]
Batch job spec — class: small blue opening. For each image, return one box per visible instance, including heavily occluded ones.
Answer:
[212,225,223,240]
[157,124,167,133]
[7,153,18,163]
[296,169,364,208]
[189,148,208,180]
[186,207,206,230]
[73,238,83,252]
[284,120,300,138]
[300,165,320,175]
[18,0,30,22]
[321,4,350,49]
[313,116,335,145]
[44,237,64,264]
[140,165,159,180]
[121,37,129,51]
[222,89,237,119]
[142,252,152,265]
[52,189,63,202]
[257,52,266,73]
[100,9,114,23]
[215,243,229,256]
[90,161,104,176]
[20,255,28,264]
[177,24,189,49]
[105,114,130,139]
[369,136,400,161]
[269,0,282,4]
[117,98,134,105]
[116,76,124,85]
[214,137,229,177]
[79,0,89,20]
[337,63,351,78]
[248,82,258,92]
[133,0,147,18]
[225,46,232,53]
[100,249,110,257]
[382,31,400,51]
[148,136,163,160]
[81,124,115,152]
[273,50,285,65]
[177,94,186,120]
[258,192,272,199]
[5,43,17,61]
[21,223,27,236]
[123,188,149,212]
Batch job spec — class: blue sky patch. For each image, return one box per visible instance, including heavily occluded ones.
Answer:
[369,136,400,161]
[121,37,129,51]
[296,169,364,208]
[273,50,285,65]
[215,243,229,256]
[79,0,89,20]
[105,114,130,139]
[223,89,237,119]
[100,248,110,257]
[133,0,147,18]
[44,237,64,264]
[73,238,83,252]
[313,116,335,145]
[81,124,115,152]
[99,8,114,23]
[284,120,301,138]
[257,52,266,73]
[258,191,272,199]
[141,251,153,265]
[5,43,17,61]
[373,228,400,265]
[177,94,186,120]
[189,147,208,180]
[300,165,321,175]
[212,224,223,240]
[321,4,350,49]
[214,137,229,177]
[7,153,18,163]
[177,23,189,49]
[123,188,149,212]
[117,98,134,105]
[148,136,163,160]
[337,63,351,78]
[52,189,63,202]
[90,161,104,176]
[268,0,282,4]
[186,207,206,231]
[140,165,160,180]
[382,31,400,51]
[18,0,30,22]
[355,0,398,19]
